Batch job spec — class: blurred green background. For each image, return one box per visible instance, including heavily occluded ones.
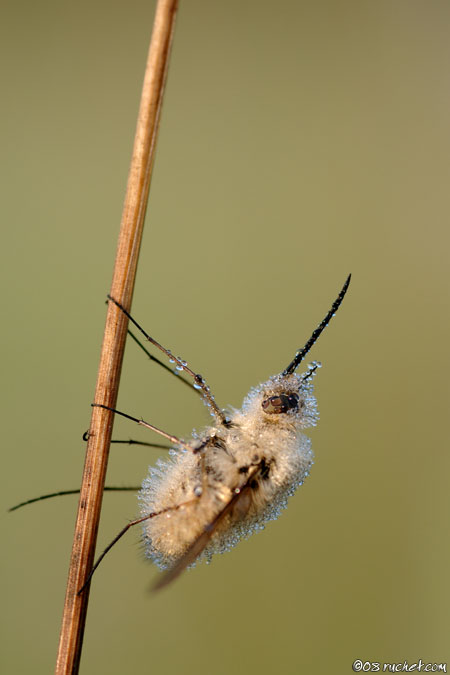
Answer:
[2,1,449,673]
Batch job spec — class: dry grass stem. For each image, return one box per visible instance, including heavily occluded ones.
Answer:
[55,1,179,672]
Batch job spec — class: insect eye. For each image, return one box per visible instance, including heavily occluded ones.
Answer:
[261,393,299,414]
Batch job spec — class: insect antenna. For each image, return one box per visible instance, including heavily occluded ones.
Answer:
[301,361,321,383]
[282,273,351,376]
[108,296,229,426]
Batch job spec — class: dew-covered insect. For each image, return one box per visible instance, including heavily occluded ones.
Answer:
[88,274,351,591]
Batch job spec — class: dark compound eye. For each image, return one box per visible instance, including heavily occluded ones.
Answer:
[261,393,299,414]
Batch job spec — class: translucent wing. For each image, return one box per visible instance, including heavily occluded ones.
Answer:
[152,466,259,591]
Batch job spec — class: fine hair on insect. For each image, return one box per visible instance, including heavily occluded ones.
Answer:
[11,274,351,593]
[83,273,351,592]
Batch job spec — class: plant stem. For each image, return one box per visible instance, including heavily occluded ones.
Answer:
[55,2,179,672]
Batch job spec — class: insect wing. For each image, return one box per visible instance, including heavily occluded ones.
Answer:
[152,468,259,591]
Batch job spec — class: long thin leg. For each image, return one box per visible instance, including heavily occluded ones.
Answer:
[83,428,171,450]
[108,295,229,426]
[9,486,140,512]
[127,329,197,394]
[77,497,199,595]
[92,403,193,452]
[103,294,196,393]
[110,439,171,450]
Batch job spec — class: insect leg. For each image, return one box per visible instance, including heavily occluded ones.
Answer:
[103,297,196,393]
[83,428,172,451]
[92,403,193,452]
[77,497,200,595]
[9,486,140,512]
[127,329,197,393]
[107,295,229,426]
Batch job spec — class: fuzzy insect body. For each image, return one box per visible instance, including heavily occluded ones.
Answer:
[9,275,351,592]
[140,368,319,570]
[78,273,351,591]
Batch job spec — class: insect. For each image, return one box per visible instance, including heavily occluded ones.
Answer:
[87,273,351,591]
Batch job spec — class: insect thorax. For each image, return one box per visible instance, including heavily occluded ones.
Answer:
[139,370,318,569]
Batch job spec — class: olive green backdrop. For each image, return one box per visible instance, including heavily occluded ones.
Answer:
[2,1,449,674]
